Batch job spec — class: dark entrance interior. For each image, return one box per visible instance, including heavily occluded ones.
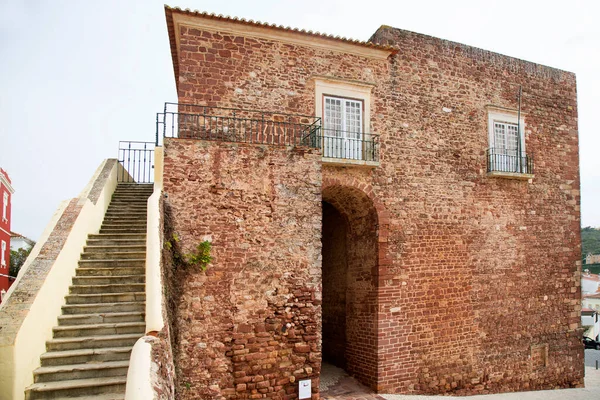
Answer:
[322,201,349,368]
[321,185,379,388]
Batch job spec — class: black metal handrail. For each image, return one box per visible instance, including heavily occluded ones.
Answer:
[486,147,533,175]
[117,141,155,183]
[156,103,321,148]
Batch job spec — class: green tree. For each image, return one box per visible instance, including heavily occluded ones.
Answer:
[9,244,34,278]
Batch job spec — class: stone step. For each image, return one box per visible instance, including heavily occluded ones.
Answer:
[58,311,145,326]
[81,251,146,260]
[46,334,141,352]
[103,214,147,219]
[109,197,150,202]
[112,189,151,193]
[78,259,145,268]
[99,227,147,234]
[108,197,148,202]
[100,224,147,230]
[116,183,153,187]
[69,283,145,294]
[83,245,147,254]
[109,201,149,205]
[33,360,129,383]
[86,238,145,247]
[88,233,146,241]
[105,207,148,213]
[100,220,147,227]
[101,214,147,221]
[48,394,124,400]
[104,208,148,213]
[25,376,126,400]
[40,347,133,367]
[65,292,145,305]
[114,187,153,190]
[72,275,145,286]
[100,217,147,224]
[75,267,145,277]
[53,322,145,338]
[106,199,148,204]
[107,202,147,206]
[114,188,153,193]
[62,302,145,315]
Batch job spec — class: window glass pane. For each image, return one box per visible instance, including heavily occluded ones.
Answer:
[506,124,519,151]
[345,100,362,140]
[324,98,342,137]
[494,122,505,150]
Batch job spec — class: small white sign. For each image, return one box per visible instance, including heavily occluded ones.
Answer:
[299,379,311,399]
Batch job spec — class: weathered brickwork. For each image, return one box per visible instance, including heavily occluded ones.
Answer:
[164,8,582,397]
[163,139,322,399]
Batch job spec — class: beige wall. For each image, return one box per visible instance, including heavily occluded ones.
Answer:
[0,159,122,400]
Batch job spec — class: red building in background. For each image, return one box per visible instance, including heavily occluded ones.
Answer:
[0,168,14,301]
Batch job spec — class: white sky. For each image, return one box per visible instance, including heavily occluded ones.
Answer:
[1,0,599,240]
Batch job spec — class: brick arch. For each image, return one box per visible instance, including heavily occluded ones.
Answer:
[321,177,390,390]
[322,176,391,275]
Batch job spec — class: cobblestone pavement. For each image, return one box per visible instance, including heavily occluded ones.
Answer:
[321,360,600,400]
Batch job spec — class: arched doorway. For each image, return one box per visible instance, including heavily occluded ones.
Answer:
[321,184,379,389]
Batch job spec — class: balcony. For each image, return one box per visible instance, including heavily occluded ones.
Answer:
[156,103,320,148]
[314,130,379,167]
[156,103,380,165]
[486,148,534,180]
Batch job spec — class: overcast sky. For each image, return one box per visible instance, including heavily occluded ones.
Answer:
[1,0,599,240]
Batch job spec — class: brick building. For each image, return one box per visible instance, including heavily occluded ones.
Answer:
[0,168,14,300]
[160,6,582,398]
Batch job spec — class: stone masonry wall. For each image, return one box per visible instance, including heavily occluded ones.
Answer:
[162,139,322,399]
[168,14,582,396]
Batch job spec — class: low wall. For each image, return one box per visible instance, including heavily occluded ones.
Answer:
[0,159,123,400]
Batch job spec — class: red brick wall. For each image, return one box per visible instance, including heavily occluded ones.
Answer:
[162,139,322,399]
[167,16,582,396]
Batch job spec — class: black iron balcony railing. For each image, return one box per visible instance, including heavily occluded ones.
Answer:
[155,103,380,163]
[316,130,380,162]
[156,103,321,148]
[486,148,533,175]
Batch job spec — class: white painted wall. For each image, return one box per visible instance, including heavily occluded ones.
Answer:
[582,312,600,340]
[582,275,600,295]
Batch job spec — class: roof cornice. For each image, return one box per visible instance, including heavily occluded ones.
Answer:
[165,5,396,90]
[0,172,14,194]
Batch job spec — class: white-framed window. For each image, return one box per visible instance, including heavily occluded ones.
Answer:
[2,192,7,221]
[487,109,527,174]
[313,77,377,163]
[1,240,6,267]
[323,96,364,160]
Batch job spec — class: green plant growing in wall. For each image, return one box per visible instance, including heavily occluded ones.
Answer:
[185,240,213,271]
[164,232,180,250]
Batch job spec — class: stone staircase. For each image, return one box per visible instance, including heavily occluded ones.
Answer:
[25,183,153,400]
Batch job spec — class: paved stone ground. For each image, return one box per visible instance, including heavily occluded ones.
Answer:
[320,356,600,400]
[319,363,384,400]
